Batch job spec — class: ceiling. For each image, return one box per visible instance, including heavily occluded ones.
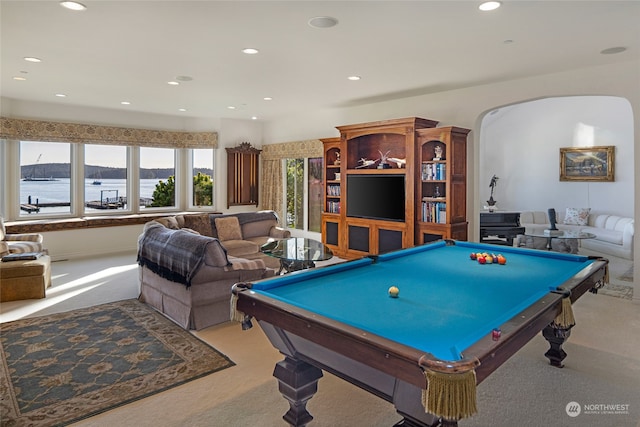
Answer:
[1,1,639,123]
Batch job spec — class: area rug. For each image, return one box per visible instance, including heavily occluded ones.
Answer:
[0,299,234,427]
[599,283,634,300]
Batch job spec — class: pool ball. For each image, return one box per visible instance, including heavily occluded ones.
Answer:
[497,255,507,265]
[388,286,400,298]
[470,252,477,260]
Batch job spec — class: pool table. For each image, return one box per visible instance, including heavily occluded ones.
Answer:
[232,240,608,427]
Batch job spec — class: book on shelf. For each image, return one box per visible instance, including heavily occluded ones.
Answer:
[421,201,447,223]
[421,162,446,180]
[326,201,341,214]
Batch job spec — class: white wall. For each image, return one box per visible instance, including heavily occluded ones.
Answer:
[479,96,633,218]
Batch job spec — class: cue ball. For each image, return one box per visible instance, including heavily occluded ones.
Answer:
[388,286,400,298]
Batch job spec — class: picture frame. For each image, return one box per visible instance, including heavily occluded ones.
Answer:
[559,146,614,182]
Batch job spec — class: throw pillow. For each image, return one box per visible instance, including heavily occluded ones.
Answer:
[215,216,243,241]
[563,207,590,226]
[183,214,212,236]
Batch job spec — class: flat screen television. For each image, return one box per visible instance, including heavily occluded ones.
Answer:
[346,174,405,222]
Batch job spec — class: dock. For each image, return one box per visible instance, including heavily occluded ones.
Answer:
[20,204,40,213]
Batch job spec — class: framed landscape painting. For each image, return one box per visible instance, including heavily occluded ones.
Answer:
[559,146,615,182]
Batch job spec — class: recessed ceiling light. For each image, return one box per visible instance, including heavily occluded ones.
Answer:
[308,16,339,29]
[13,76,27,81]
[121,101,131,105]
[55,93,67,97]
[167,81,180,86]
[242,48,259,55]
[347,75,361,81]
[24,57,42,63]
[600,46,627,55]
[251,116,258,120]
[227,106,236,110]
[479,1,501,11]
[263,97,273,101]
[60,1,86,11]
[503,39,514,44]
[178,108,187,112]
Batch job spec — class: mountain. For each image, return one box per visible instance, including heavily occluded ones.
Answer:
[21,163,213,180]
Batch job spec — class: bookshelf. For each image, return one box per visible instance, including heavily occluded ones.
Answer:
[415,126,470,243]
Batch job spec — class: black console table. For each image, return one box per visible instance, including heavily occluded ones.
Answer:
[479,212,525,246]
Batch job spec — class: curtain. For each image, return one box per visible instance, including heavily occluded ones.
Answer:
[261,159,284,222]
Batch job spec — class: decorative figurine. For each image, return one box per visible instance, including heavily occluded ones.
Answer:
[377,150,392,169]
[544,208,563,236]
[433,144,444,160]
[334,152,341,166]
[548,208,558,230]
[388,157,406,168]
[486,174,499,212]
[356,158,379,168]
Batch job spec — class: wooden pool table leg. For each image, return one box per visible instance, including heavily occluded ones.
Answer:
[273,356,323,427]
[542,324,573,368]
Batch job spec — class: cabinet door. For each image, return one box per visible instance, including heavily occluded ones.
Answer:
[226,143,261,208]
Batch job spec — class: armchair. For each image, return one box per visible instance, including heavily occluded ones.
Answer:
[0,217,44,255]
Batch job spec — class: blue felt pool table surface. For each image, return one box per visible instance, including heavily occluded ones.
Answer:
[249,241,596,362]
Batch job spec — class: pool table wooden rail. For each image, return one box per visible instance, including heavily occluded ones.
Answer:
[234,284,429,389]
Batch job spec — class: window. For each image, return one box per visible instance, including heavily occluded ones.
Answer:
[285,157,323,232]
[84,144,128,213]
[140,147,177,209]
[191,148,214,207]
[19,141,72,217]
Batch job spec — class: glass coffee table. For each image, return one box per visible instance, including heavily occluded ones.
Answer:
[523,230,596,253]
[261,237,334,274]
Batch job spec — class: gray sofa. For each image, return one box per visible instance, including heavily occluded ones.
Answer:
[153,211,290,269]
[514,210,634,259]
[137,212,286,330]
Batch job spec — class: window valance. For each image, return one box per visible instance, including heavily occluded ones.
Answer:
[0,117,217,148]
[261,139,323,160]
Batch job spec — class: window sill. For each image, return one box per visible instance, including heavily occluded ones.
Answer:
[4,212,220,234]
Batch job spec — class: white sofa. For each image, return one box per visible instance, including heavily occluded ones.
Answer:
[515,210,634,260]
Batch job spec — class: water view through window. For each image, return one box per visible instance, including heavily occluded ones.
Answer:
[19,141,181,216]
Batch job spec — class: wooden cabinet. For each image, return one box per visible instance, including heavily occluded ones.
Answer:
[226,142,260,208]
[322,117,438,259]
[320,137,343,255]
[322,120,470,258]
[415,126,470,243]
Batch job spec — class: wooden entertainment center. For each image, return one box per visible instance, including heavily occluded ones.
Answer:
[321,117,470,259]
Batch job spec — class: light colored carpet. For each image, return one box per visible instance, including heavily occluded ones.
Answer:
[1,251,639,427]
[619,265,634,282]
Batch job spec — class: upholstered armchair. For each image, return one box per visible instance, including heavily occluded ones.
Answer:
[0,217,44,255]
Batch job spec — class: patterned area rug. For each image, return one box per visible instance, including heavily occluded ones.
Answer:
[0,299,234,426]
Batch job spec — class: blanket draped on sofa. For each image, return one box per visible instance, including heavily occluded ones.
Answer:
[137,223,212,287]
